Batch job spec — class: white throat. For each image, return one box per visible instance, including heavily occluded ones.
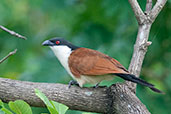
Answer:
[50,46,74,78]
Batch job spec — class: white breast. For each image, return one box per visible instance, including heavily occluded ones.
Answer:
[50,46,76,79]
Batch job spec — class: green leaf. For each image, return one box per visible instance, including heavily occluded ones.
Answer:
[47,106,59,114]
[0,99,5,108]
[0,109,5,114]
[35,89,53,108]
[8,100,32,114]
[82,112,94,114]
[0,99,13,114]
[50,101,68,114]
[35,89,59,114]
[35,89,69,114]
[1,108,13,114]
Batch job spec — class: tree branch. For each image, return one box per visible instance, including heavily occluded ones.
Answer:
[0,78,150,114]
[0,25,27,64]
[127,0,167,92]
[0,49,17,64]
[127,24,152,92]
[128,0,146,25]
[150,0,167,23]
[0,25,27,40]
[145,0,153,13]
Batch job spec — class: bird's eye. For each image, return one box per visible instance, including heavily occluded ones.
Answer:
[56,41,60,45]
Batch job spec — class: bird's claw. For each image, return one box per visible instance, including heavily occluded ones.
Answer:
[68,80,79,88]
[93,83,100,88]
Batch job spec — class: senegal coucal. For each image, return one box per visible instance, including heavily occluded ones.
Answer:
[42,38,163,93]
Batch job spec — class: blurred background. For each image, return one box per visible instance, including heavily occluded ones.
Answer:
[0,0,170,114]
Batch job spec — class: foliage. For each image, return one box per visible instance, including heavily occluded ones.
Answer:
[8,100,32,114]
[35,89,69,114]
[0,89,69,114]
[0,0,170,114]
[0,99,32,114]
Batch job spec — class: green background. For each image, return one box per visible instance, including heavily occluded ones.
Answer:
[0,0,170,114]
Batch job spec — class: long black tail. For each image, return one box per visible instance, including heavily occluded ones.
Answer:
[113,73,164,94]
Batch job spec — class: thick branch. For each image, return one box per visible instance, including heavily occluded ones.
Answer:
[0,25,27,40]
[0,78,150,114]
[0,49,17,64]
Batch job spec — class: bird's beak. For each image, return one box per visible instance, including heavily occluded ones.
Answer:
[42,40,54,46]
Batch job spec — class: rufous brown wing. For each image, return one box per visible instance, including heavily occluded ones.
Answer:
[68,48,129,77]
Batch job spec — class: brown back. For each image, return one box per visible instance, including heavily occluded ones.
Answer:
[68,48,128,78]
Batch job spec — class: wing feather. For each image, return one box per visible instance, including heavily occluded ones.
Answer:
[68,48,128,77]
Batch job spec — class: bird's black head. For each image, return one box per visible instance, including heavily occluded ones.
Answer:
[42,37,80,50]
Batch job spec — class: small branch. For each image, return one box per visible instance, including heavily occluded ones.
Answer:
[150,0,167,23]
[0,25,27,40]
[139,41,152,50]
[128,0,146,25]
[145,0,152,13]
[0,49,17,64]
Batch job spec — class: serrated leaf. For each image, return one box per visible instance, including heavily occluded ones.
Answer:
[8,100,32,114]
[1,108,13,114]
[50,101,68,114]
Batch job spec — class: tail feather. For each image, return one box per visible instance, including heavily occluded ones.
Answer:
[114,73,164,94]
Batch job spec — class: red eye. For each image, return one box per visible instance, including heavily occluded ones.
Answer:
[56,41,60,44]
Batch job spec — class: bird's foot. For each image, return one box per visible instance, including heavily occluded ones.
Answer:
[93,83,100,88]
[93,83,107,88]
[68,80,79,88]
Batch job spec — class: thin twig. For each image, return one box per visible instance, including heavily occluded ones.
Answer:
[150,0,167,23]
[0,25,27,40]
[145,0,152,13]
[128,0,146,25]
[0,49,17,64]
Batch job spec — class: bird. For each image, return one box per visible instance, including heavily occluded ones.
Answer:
[42,37,163,93]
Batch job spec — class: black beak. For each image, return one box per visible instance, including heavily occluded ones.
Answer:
[42,40,54,46]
